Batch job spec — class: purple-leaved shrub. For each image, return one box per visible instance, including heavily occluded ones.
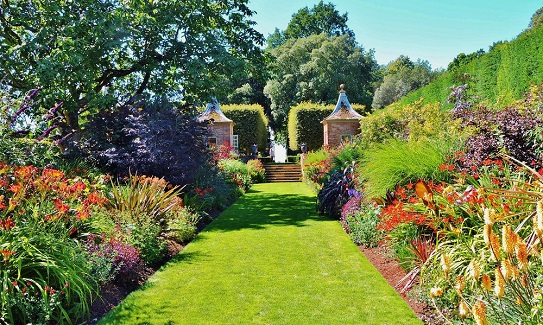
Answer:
[81,99,212,186]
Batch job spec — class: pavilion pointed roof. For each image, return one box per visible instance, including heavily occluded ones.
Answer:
[323,84,363,121]
[197,97,233,123]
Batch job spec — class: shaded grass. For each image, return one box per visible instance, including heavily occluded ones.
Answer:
[99,183,421,324]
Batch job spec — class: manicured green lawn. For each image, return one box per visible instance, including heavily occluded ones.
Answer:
[99,182,421,324]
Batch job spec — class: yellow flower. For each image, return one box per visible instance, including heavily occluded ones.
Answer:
[483,207,494,225]
[455,275,466,294]
[501,259,513,281]
[483,224,492,246]
[494,267,505,299]
[481,274,492,292]
[502,224,516,256]
[440,253,451,275]
[469,260,481,281]
[429,287,443,298]
[516,240,528,271]
[459,300,469,319]
[489,233,501,261]
[472,300,489,325]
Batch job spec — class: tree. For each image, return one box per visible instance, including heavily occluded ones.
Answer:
[264,34,377,130]
[266,1,354,48]
[372,57,436,109]
[0,0,265,137]
[529,7,543,30]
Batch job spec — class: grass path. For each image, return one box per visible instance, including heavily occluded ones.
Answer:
[99,183,421,324]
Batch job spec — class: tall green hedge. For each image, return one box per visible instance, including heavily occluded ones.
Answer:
[288,102,365,151]
[222,104,268,154]
[288,103,333,151]
[390,25,543,109]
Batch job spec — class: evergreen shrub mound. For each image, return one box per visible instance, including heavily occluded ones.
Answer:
[81,100,211,186]
[221,104,268,154]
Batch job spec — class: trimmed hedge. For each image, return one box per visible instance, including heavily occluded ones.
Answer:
[288,102,333,151]
[389,25,543,109]
[222,104,268,154]
[288,102,365,151]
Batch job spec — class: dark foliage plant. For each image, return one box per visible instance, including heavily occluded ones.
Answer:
[81,100,212,186]
[317,162,358,219]
[451,84,543,172]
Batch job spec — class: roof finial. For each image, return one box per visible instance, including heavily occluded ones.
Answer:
[339,84,345,93]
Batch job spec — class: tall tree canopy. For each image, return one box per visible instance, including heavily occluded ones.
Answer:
[264,34,377,130]
[529,7,543,30]
[372,56,437,109]
[266,1,353,49]
[0,0,265,135]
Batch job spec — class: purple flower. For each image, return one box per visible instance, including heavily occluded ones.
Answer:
[36,125,58,141]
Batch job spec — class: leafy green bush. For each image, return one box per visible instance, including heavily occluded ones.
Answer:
[166,207,201,243]
[391,24,543,110]
[302,147,337,191]
[221,104,268,154]
[246,159,266,183]
[343,204,383,247]
[218,159,252,192]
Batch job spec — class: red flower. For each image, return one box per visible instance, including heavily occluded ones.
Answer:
[0,217,15,230]
[53,199,70,214]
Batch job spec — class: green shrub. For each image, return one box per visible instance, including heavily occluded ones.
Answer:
[302,147,336,191]
[218,159,252,192]
[246,159,266,183]
[287,103,332,151]
[221,104,268,154]
[166,207,201,243]
[344,204,383,247]
[390,24,543,110]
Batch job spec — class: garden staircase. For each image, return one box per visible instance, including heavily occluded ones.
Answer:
[264,163,302,182]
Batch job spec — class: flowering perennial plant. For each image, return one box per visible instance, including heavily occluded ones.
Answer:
[0,163,108,323]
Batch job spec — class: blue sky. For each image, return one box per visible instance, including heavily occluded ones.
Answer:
[247,0,542,69]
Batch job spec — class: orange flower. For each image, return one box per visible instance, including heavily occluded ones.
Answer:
[494,268,505,298]
[0,217,15,231]
[481,274,492,292]
[516,241,528,271]
[0,195,5,210]
[7,184,22,194]
[53,199,70,214]
[502,225,516,256]
[472,300,488,325]
[0,249,15,263]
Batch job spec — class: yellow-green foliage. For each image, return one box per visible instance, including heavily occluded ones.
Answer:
[391,25,543,109]
[288,102,366,151]
[222,104,268,154]
[359,100,465,147]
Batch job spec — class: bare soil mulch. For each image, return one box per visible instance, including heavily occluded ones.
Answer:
[359,245,447,324]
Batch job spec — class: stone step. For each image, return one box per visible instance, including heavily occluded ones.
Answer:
[264,163,302,183]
